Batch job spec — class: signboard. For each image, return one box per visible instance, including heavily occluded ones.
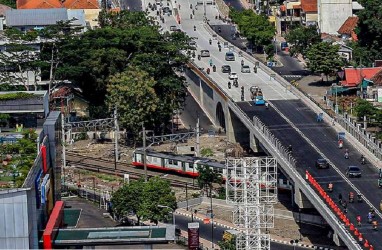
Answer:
[41,174,50,204]
[188,222,199,250]
[124,174,130,184]
[378,88,382,103]
[34,169,43,208]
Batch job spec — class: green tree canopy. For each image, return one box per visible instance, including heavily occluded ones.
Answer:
[352,0,382,66]
[285,25,321,56]
[196,165,223,196]
[111,177,177,225]
[354,99,377,119]
[305,42,345,80]
[229,9,275,50]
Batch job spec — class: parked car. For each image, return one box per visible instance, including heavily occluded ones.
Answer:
[229,72,238,80]
[221,65,231,73]
[241,65,250,73]
[170,25,177,31]
[200,50,210,57]
[315,158,329,169]
[346,166,361,178]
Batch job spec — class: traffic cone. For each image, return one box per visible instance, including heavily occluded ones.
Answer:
[345,218,350,226]
[349,223,355,231]
[364,239,369,248]
[369,244,374,250]
[358,233,363,243]
[354,228,359,236]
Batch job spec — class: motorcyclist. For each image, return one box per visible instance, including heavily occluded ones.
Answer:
[206,68,210,74]
[218,27,221,33]
[218,45,221,52]
[379,178,382,188]
[197,54,201,60]
[209,58,213,66]
[265,102,269,109]
[361,155,366,164]
[241,86,244,94]
[338,193,343,203]
[368,212,373,223]
[328,182,333,192]
[194,25,196,31]
[212,65,216,72]
[349,192,354,203]
[233,79,238,87]
[241,59,244,67]
[344,150,349,159]
[209,38,212,45]
[372,220,378,230]
[356,215,361,226]
[342,200,348,213]
[228,81,231,89]
[190,14,193,19]
[190,3,192,9]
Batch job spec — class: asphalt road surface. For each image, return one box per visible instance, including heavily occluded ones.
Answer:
[175,213,310,250]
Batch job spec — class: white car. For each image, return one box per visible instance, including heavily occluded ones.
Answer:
[229,72,238,80]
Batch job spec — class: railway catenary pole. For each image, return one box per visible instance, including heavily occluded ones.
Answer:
[143,124,148,182]
[195,115,200,157]
[114,108,119,170]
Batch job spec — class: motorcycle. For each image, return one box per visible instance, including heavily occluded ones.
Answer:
[194,26,196,31]
[233,79,238,88]
[361,157,366,165]
[344,152,349,159]
[209,39,212,45]
[228,82,231,89]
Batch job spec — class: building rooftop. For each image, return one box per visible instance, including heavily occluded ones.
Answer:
[0,4,12,16]
[371,69,382,86]
[301,0,317,12]
[17,0,99,9]
[6,8,68,26]
[338,16,358,35]
[340,67,382,87]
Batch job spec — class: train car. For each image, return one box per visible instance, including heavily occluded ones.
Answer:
[132,149,292,190]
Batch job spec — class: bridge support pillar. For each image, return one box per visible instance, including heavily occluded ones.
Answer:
[249,131,260,153]
[225,107,236,143]
[294,185,313,209]
[332,231,345,246]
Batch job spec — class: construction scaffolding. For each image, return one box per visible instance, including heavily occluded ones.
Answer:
[226,157,277,250]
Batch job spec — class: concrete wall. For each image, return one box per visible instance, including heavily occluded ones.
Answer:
[318,0,353,34]
[0,189,31,249]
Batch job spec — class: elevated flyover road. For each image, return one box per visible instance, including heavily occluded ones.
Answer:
[149,0,382,249]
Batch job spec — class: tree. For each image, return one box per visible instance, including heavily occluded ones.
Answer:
[218,235,236,250]
[285,25,321,56]
[229,9,275,51]
[197,165,223,196]
[0,0,16,8]
[354,99,376,120]
[353,0,382,66]
[106,67,159,139]
[111,177,177,225]
[305,42,345,81]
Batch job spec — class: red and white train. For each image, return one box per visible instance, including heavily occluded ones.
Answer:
[132,149,292,190]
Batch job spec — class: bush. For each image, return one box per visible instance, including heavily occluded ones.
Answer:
[200,147,213,157]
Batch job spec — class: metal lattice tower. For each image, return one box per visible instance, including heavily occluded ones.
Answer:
[226,157,277,250]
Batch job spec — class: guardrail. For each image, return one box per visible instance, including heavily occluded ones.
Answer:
[203,22,382,166]
[187,50,362,250]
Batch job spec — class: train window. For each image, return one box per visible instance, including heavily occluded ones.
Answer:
[169,159,173,165]
[189,164,194,169]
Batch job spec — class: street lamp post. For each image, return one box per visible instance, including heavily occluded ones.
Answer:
[157,205,175,226]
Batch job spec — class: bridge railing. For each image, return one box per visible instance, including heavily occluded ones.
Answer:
[203,22,382,166]
[187,56,362,250]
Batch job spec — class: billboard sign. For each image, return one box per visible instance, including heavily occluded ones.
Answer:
[188,222,199,250]
[41,174,50,204]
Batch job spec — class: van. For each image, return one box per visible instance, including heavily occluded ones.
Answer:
[225,52,235,61]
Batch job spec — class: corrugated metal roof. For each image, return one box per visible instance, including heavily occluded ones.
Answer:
[5,8,68,27]
[67,9,86,26]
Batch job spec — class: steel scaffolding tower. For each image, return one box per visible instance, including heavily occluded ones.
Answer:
[226,157,277,250]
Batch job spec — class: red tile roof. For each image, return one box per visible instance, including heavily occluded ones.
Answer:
[340,67,382,87]
[63,0,99,9]
[17,0,62,9]
[338,16,358,35]
[17,0,99,9]
[301,0,317,12]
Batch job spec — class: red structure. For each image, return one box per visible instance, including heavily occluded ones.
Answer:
[43,201,64,249]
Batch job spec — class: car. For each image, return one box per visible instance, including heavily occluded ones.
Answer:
[315,158,329,169]
[200,50,210,57]
[229,72,238,80]
[162,6,171,14]
[221,65,231,73]
[241,65,250,73]
[346,166,362,178]
[170,25,177,31]
[225,52,235,61]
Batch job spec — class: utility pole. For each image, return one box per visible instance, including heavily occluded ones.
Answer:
[61,112,66,193]
[142,124,147,182]
[195,115,200,157]
[114,108,119,170]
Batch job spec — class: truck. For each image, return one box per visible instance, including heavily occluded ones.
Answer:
[250,86,265,105]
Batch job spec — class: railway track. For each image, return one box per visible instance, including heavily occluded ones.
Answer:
[65,152,199,189]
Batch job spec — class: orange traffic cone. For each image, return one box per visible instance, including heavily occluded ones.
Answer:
[349,223,355,231]
[364,239,369,248]
[358,233,363,243]
[345,218,350,226]
[354,228,359,236]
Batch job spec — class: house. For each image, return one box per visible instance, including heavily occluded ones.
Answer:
[0,91,49,129]
[51,83,89,120]
[338,16,358,41]
[339,67,382,88]
[300,0,318,26]
[17,0,99,9]
[5,8,86,32]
